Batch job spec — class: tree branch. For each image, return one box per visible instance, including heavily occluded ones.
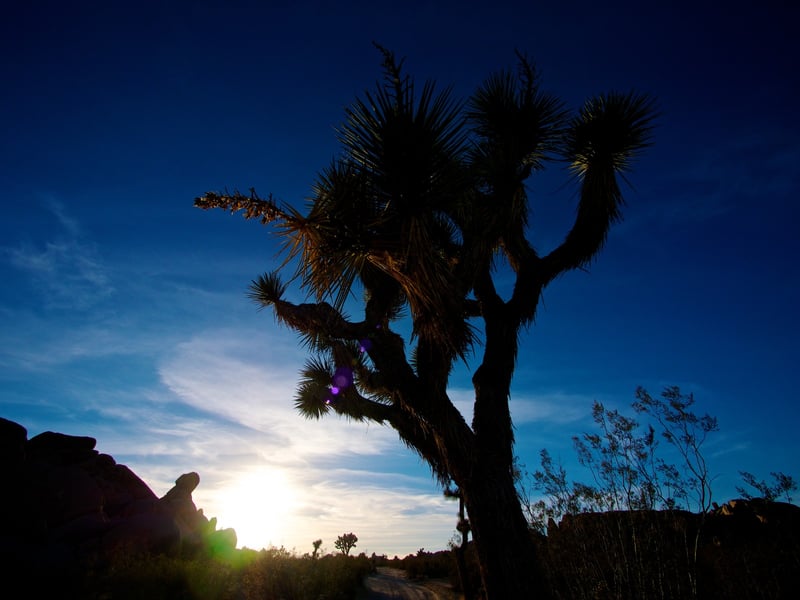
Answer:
[538,167,622,285]
[194,189,292,225]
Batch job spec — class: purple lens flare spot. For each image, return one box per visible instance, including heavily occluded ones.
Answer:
[333,366,353,390]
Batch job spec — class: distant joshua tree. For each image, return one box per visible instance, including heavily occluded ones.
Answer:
[334,532,358,556]
[196,44,655,598]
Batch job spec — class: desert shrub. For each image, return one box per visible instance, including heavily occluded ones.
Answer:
[521,386,718,532]
[238,550,372,600]
[518,386,799,599]
[82,553,240,600]
[401,548,455,580]
[737,471,797,503]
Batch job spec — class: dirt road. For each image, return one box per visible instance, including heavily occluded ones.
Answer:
[359,567,463,600]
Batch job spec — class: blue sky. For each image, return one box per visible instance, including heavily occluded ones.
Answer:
[2,1,798,557]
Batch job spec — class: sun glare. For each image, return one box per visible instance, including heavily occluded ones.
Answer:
[215,467,298,550]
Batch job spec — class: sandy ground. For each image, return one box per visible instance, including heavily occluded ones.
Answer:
[358,567,464,600]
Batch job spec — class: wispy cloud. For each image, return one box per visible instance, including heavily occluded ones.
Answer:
[2,198,113,310]
[449,387,591,426]
[157,329,400,458]
[0,234,257,374]
[126,327,459,556]
[7,321,457,557]
[510,391,594,424]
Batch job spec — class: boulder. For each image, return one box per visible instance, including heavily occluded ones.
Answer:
[27,430,98,465]
[102,511,182,557]
[0,417,238,583]
[0,417,27,465]
[161,471,208,539]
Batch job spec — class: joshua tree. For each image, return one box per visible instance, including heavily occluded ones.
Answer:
[334,532,358,556]
[195,45,655,598]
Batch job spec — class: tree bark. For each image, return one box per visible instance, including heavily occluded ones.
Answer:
[463,463,548,599]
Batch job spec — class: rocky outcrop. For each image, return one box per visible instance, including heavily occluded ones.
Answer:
[0,417,237,582]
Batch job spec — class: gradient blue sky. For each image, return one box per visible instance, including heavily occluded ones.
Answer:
[2,1,798,557]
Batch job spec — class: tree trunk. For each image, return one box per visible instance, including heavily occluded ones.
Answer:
[454,494,477,600]
[453,543,476,600]
[463,464,549,599]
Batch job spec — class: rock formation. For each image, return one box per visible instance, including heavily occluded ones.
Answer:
[0,416,237,584]
[539,498,800,598]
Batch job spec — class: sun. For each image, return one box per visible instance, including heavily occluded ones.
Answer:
[214,467,298,550]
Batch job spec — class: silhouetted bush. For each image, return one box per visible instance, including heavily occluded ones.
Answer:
[399,548,455,580]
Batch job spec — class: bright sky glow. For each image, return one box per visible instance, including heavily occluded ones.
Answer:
[1,1,798,558]
[212,467,299,550]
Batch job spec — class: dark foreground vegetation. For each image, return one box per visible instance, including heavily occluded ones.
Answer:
[6,546,374,600]
[26,504,794,600]
[384,500,800,600]
[537,501,800,600]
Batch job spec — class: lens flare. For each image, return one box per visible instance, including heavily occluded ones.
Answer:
[333,366,353,390]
